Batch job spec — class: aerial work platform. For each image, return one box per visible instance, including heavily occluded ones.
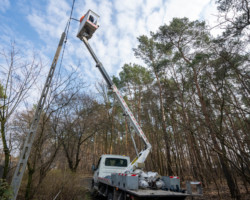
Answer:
[77,9,99,40]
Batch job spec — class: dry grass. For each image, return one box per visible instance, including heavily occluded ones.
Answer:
[17,170,89,200]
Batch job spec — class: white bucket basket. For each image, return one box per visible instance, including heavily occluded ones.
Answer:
[77,9,100,40]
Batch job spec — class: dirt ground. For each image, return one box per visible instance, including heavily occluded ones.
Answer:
[192,180,250,200]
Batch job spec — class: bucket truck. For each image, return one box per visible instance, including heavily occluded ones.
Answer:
[77,10,202,200]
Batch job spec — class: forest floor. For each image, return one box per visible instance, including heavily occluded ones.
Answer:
[80,175,250,200]
[191,179,250,200]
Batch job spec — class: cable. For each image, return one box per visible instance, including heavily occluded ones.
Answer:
[65,0,76,41]
[59,0,76,70]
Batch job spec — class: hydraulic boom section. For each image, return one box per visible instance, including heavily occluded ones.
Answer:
[77,10,151,173]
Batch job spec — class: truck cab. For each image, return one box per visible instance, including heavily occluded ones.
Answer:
[93,155,130,183]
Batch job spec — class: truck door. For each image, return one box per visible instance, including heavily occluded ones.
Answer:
[93,157,101,183]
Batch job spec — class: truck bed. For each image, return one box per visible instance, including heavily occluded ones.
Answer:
[125,188,189,198]
[98,177,189,198]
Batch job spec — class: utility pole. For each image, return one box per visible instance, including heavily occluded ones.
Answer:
[10,31,66,200]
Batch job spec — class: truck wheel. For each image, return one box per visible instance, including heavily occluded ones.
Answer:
[90,180,97,196]
[107,192,113,200]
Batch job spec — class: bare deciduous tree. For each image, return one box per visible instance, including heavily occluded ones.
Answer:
[0,43,42,179]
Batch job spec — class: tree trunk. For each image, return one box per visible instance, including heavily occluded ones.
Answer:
[1,119,10,179]
[25,162,35,200]
[192,67,241,199]
[155,72,173,175]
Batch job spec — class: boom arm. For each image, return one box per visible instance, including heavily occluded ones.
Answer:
[80,37,151,172]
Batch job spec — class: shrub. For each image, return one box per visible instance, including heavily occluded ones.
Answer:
[0,179,13,200]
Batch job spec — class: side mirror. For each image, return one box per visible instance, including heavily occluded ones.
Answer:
[91,164,96,171]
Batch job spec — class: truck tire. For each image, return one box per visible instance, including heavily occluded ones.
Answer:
[90,180,97,197]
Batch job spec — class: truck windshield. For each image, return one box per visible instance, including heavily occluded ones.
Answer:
[105,158,127,167]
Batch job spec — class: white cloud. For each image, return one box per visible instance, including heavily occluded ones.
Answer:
[143,0,163,16]
[0,0,10,13]
[163,0,211,22]
[114,0,143,13]
[27,1,70,40]
[0,0,225,120]
[146,7,165,33]
[1,0,220,92]
[201,0,223,36]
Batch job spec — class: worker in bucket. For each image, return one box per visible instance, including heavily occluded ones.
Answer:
[80,14,95,24]
[89,15,94,23]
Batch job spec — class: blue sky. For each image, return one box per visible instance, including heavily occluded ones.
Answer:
[0,0,219,94]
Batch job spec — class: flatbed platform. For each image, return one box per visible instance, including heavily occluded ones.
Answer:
[98,177,190,199]
[125,189,188,197]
